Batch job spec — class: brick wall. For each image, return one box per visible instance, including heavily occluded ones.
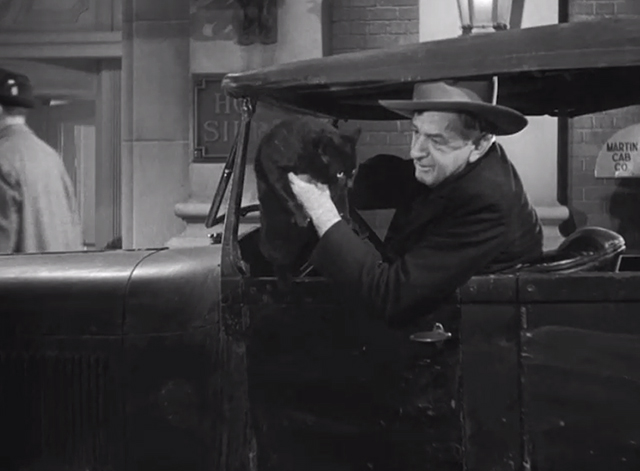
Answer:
[329,0,419,235]
[568,0,640,250]
[330,0,419,162]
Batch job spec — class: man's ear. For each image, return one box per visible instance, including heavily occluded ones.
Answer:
[468,134,495,163]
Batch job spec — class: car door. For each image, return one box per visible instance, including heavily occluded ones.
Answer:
[217,212,465,470]
[242,277,464,471]
[519,273,640,471]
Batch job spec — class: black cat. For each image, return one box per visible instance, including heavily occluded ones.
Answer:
[254,116,361,288]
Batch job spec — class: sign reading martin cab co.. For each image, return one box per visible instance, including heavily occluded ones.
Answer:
[193,75,290,162]
[595,123,640,178]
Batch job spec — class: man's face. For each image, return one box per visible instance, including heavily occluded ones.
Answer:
[409,111,476,187]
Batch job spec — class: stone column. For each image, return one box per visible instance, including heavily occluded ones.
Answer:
[167,0,330,248]
[121,0,191,249]
[419,0,569,250]
[95,59,121,248]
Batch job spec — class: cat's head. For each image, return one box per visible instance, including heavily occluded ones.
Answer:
[313,125,362,185]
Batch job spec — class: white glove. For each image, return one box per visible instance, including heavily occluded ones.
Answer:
[288,173,342,237]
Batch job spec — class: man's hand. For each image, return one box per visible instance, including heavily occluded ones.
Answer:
[288,173,342,237]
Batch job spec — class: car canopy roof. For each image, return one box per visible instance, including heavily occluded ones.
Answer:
[222,18,640,120]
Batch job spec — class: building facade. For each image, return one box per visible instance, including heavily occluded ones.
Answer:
[0,0,638,251]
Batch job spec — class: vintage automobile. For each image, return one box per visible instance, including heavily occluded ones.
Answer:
[2,16,640,471]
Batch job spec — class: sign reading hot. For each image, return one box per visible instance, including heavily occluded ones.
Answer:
[595,123,640,178]
[193,75,243,162]
[193,75,290,162]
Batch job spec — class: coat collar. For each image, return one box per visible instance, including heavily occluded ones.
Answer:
[384,143,503,252]
[432,141,500,192]
[0,120,29,140]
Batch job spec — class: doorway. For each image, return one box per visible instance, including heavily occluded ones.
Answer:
[1,58,122,250]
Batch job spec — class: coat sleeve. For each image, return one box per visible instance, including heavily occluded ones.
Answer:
[310,202,507,326]
[0,164,21,253]
[349,154,417,210]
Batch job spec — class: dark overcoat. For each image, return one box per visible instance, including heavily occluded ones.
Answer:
[310,142,543,326]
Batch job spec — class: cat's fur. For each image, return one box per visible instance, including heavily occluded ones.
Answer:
[254,116,361,287]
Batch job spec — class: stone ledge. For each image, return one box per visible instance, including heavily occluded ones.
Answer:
[166,221,260,248]
[536,204,570,223]
[168,198,260,248]
[174,200,211,223]
[0,31,122,58]
[535,204,570,251]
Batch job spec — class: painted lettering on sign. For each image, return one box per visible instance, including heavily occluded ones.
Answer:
[606,142,639,152]
[193,76,291,161]
[203,119,242,143]
[595,124,640,178]
[202,119,273,144]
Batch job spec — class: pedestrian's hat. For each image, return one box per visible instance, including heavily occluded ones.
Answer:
[0,68,36,109]
[379,77,527,136]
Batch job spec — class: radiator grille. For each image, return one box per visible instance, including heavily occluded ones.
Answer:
[0,350,124,470]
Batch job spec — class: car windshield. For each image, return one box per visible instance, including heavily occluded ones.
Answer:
[208,96,413,241]
[207,100,301,235]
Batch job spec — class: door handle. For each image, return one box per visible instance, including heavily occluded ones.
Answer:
[410,323,452,343]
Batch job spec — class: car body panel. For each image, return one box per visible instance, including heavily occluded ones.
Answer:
[0,248,159,337]
[0,246,224,471]
[460,274,640,471]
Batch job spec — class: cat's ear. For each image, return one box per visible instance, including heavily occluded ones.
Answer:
[310,129,325,151]
[341,127,362,145]
[313,130,335,156]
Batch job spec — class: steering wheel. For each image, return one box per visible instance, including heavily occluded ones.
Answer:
[208,203,261,228]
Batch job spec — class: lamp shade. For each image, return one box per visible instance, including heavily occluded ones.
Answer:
[457,0,513,34]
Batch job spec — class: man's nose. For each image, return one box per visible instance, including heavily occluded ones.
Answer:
[410,138,429,160]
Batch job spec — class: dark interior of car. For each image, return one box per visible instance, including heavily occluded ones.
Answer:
[238,226,323,278]
[238,222,628,279]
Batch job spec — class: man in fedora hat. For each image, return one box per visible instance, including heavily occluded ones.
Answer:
[0,67,83,253]
[288,78,543,325]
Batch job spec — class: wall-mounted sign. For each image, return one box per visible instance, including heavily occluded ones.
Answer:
[595,123,640,178]
[193,74,291,162]
[193,75,242,162]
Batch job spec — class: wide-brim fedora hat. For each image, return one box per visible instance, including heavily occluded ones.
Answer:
[0,68,36,109]
[379,78,527,136]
